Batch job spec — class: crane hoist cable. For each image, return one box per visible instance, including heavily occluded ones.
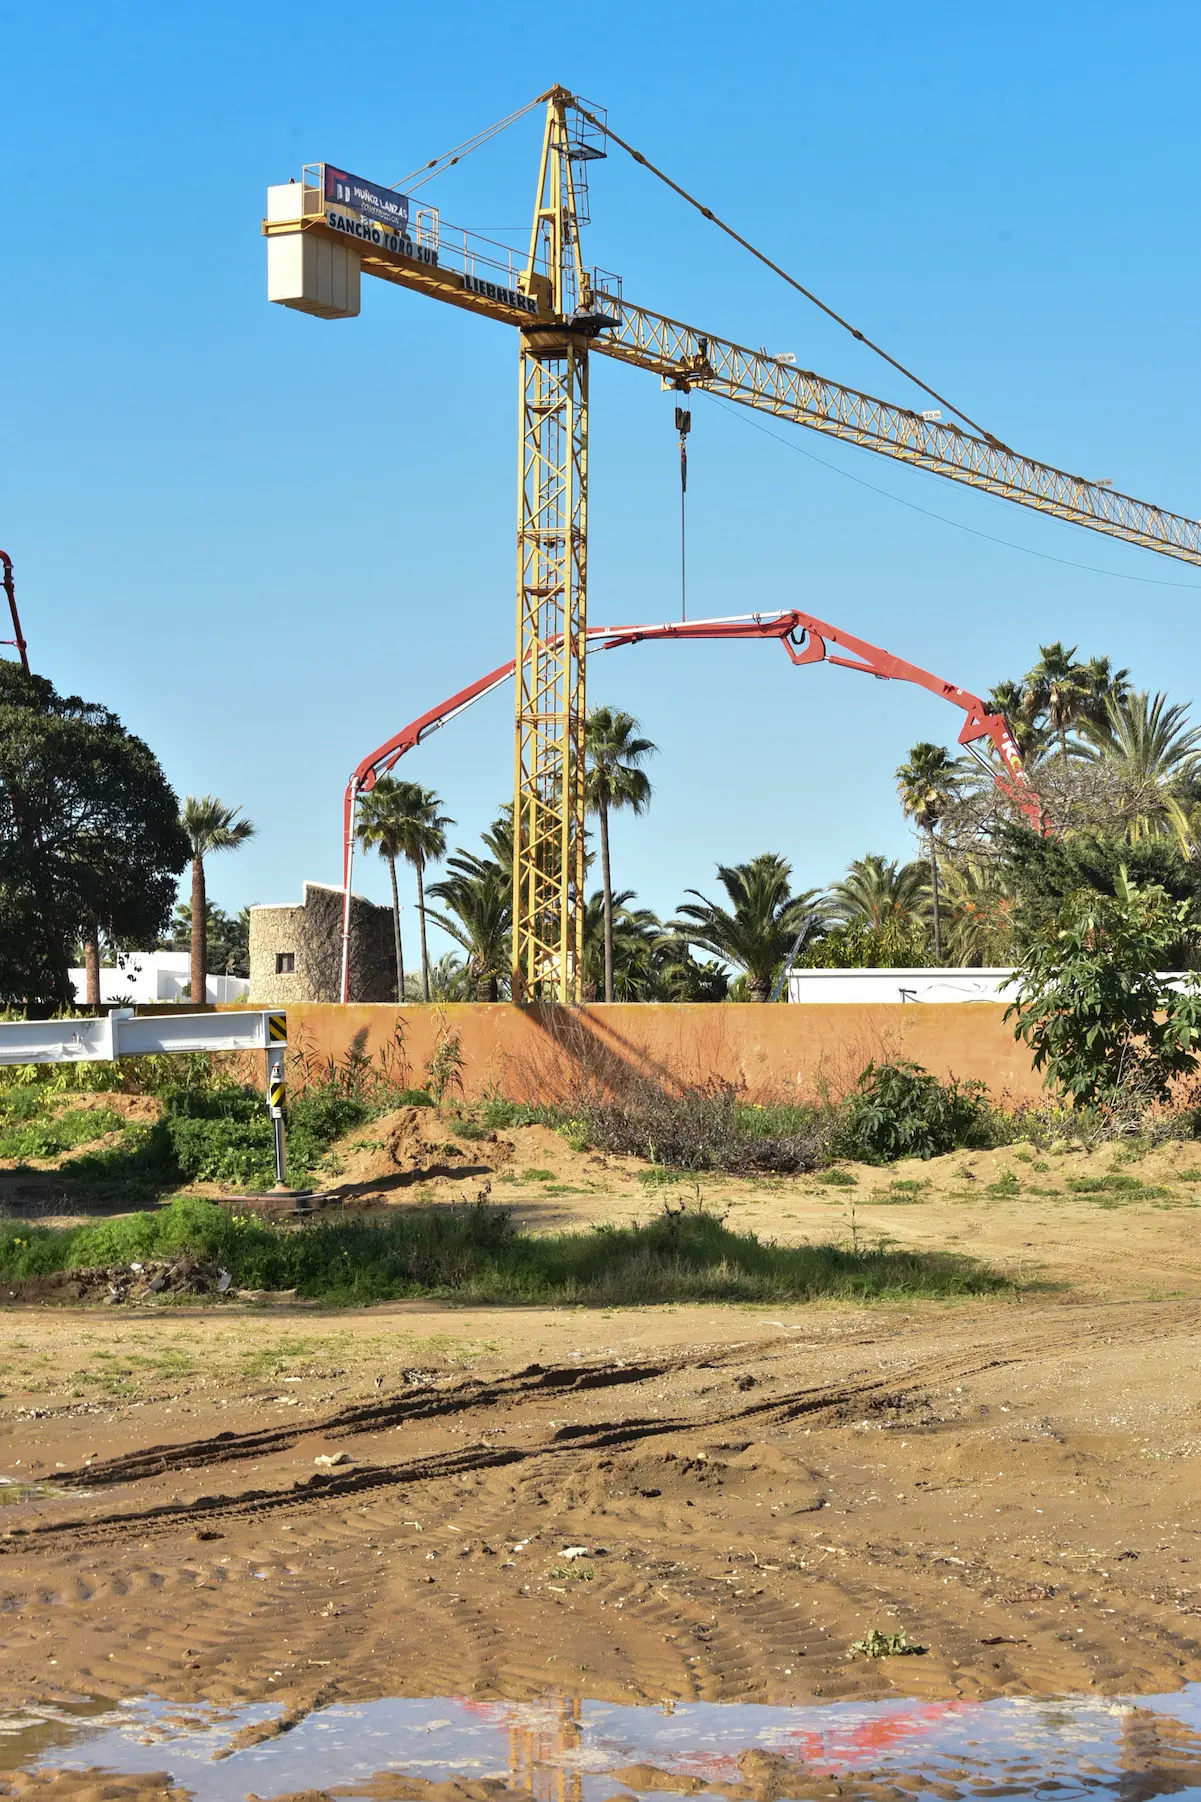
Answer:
[572,103,1006,449]
[675,401,691,621]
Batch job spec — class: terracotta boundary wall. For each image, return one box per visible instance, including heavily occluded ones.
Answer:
[261,1002,1046,1103]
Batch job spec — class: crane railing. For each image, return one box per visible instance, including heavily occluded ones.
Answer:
[593,301,1201,567]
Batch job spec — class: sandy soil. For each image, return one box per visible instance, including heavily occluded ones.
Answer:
[2,1121,1201,1742]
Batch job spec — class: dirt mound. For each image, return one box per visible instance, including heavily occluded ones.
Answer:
[59,1093,161,1124]
[597,1443,827,1512]
[331,1107,505,1194]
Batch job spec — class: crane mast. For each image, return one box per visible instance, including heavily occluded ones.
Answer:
[512,92,592,1001]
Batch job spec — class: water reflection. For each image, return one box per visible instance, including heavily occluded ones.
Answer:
[3,1688,1201,1799]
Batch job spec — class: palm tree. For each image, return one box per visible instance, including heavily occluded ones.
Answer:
[395,781,452,1001]
[987,679,1044,763]
[895,744,962,962]
[584,707,656,1003]
[427,849,511,1000]
[181,797,255,1008]
[425,950,470,1001]
[355,779,408,1001]
[827,854,928,930]
[672,853,821,1002]
[1081,690,1201,855]
[355,779,452,1004]
[1078,654,1131,731]
[940,861,1017,966]
[1024,642,1091,757]
[580,887,665,1000]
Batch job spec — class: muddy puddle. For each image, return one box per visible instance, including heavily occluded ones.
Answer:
[5,1689,1201,1799]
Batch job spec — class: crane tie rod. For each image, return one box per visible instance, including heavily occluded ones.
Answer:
[391,94,548,196]
[572,103,1008,450]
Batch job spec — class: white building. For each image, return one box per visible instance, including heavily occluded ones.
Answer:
[68,950,250,1008]
[787,967,1015,1004]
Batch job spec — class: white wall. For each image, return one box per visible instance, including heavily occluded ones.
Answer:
[68,950,250,1007]
[788,968,1015,1004]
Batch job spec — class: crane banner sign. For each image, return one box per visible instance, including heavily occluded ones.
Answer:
[323,165,409,231]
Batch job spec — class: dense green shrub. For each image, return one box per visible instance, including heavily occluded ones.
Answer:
[839,1061,993,1162]
[0,1105,126,1160]
[159,1084,373,1187]
[1005,873,1201,1110]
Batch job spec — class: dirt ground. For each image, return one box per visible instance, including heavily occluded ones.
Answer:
[2,1116,1201,1734]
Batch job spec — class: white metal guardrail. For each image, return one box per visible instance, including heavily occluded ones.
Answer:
[0,1010,290,1186]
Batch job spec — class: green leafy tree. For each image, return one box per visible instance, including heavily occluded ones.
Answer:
[584,707,656,1004]
[998,825,1201,967]
[799,917,931,969]
[0,665,189,1011]
[672,853,821,1002]
[895,744,962,962]
[1004,871,1201,1109]
[181,798,255,1008]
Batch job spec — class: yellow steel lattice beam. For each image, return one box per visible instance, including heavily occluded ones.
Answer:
[594,301,1201,566]
[512,92,591,1000]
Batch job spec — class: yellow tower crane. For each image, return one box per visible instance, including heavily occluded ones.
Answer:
[264,87,1201,1003]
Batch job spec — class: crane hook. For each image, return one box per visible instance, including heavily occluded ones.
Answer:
[674,404,691,621]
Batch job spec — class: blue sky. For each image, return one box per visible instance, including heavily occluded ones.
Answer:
[3,2,1200,955]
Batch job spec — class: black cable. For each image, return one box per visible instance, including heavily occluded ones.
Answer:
[709,396,1201,592]
[574,104,1008,448]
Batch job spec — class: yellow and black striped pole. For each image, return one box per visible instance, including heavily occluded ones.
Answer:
[266,1012,287,1187]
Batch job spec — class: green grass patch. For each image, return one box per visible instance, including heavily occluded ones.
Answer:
[734,1103,819,1139]
[518,1167,555,1183]
[986,1171,1022,1197]
[636,1167,689,1187]
[1065,1173,1170,1200]
[814,1169,857,1188]
[0,1197,1013,1308]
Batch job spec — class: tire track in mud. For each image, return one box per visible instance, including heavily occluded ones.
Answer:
[0,1328,1107,1553]
[48,1355,691,1490]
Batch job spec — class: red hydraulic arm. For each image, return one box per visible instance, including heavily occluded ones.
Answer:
[339,608,1036,1001]
[0,553,30,676]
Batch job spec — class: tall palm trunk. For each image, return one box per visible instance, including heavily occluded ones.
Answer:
[190,854,206,1007]
[928,828,942,963]
[84,920,101,1010]
[416,855,431,1002]
[386,853,405,1003]
[599,795,614,1004]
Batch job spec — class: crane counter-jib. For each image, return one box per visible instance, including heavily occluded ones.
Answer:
[263,166,552,329]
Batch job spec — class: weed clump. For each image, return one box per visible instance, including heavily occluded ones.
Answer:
[850,1629,925,1658]
[575,1078,821,1176]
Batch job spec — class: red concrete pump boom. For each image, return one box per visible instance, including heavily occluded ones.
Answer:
[0,553,30,676]
[338,607,1036,1002]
